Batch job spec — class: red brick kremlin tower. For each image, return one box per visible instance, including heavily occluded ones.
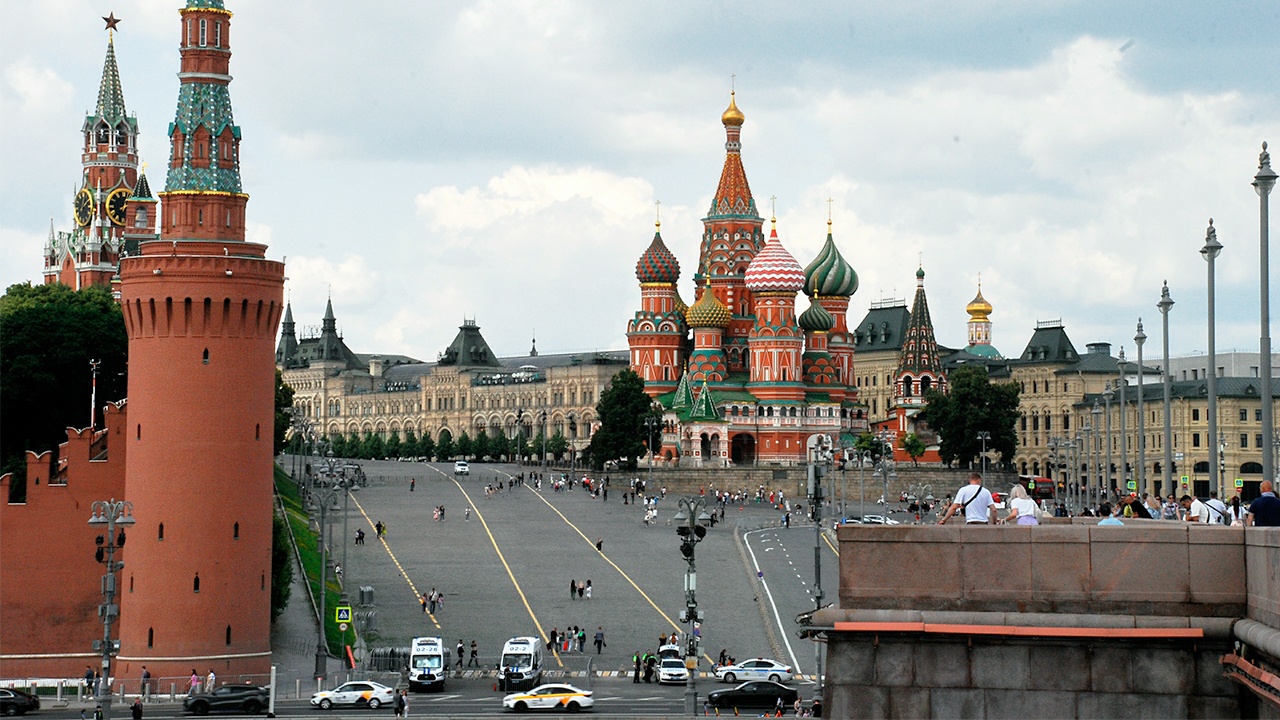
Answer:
[116,0,284,678]
[44,17,159,294]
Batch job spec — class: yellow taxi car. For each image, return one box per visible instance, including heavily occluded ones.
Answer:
[501,683,594,712]
[309,680,396,710]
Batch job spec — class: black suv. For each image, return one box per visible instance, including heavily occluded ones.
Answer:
[182,685,270,715]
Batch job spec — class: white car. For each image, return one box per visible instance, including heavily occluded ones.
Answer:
[658,657,690,684]
[714,658,794,684]
[501,683,594,712]
[858,514,901,525]
[454,461,469,475]
[309,681,396,710]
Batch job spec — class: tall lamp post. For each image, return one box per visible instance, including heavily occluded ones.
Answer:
[539,410,548,476]
[806,436,831,696]
[1074,431,1085,514]
[1090,400,1103,508]
[312,446,358,682]
[1158,282,1176,495]
[1202,219,1223,498]
[976,431,991,477]
[1118,349,1129,493]
[1135,320,1148,496]
[674,497,708,716]
[89,499,136,720]
[1218,433,1228,496]
[515,409,525,467]
[1254,142,1277,484]
[1102,382,1114,499]
[644,411,662,492]
[568,413,577,478]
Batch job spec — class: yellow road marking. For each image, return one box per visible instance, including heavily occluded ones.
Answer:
[498,471,715,665]
[350,492,441,630]
[823,532,839,556]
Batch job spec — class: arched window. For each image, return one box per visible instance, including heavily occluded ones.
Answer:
[158,523,164,541]
[148,628,154,648]
[202,348,210,364]
[225,625,232,645]
[233,522,239,539]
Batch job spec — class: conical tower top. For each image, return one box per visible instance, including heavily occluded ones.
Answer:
[95,33,128,122]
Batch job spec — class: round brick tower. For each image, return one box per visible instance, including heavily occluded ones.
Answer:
[116,0,284,679]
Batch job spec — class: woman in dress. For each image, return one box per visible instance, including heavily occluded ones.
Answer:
[1003,484,1040,525]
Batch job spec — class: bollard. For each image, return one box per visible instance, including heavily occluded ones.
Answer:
[57,680,64,703]
[295,679,300,700]
[77,683,84,702]
[171,682,177,702]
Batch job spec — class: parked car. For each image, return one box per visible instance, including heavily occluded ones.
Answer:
[454,461,470,475]
[0,688,40,716]
[706,681,798,711]
[183,685,270,715]
[309,681,395,711]
[501,683,594,712]
[713,658,794,683]
[857,514,901,525]
[658,658,690,685]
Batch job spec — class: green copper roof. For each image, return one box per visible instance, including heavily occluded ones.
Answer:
[803,231,859,297]
[185,0,226,8]
[798,302,834,332]
[671,371,694,410]
[689,379,721,422]
[165,83,243,193]
[95,37,127,122]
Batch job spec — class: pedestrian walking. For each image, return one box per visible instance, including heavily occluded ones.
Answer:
[594,628,605,654]
[428,589,438,614]
[206,670,216,692]
[633,652,642,683]
[577,580,585,599]
[938,473,996,525]
[410,478,415,492]
[465,506,471,522]
[569,579,577,601]
[188,670,200,696]
[595,537,603,552]
[393,689,406,717]
[420,593,427,613]
[131,699,143,720]
[468,640,480,667]
[140,666,151,700]
[455,640,465,668]
[355,528,365,545]
[584,580,592,600]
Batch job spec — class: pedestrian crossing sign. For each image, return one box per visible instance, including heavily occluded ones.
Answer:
[335,606,352,623]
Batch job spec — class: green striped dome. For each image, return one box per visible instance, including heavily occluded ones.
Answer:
[798,302,834,332]
[803,230,859,298]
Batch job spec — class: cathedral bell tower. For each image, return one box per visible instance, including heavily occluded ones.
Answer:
[117,0,285,679]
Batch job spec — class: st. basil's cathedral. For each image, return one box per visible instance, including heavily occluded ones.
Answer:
[628,94,896,466]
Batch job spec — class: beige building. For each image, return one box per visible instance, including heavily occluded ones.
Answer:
[276,300,627,460]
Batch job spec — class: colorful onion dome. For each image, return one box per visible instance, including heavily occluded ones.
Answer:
[966,285,993,321]
[803,222,859,297]
[721,91,745,127]
[685,287,732,328]
[635,226,680,284]
[798,302,834,333]
[744,224,805,293]
[673,290,688,316]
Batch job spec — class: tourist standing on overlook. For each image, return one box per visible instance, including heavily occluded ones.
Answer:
[937,473,996,525]
[1249,481,1280,526]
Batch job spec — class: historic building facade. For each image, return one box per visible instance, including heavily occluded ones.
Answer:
[627,95,868,466]
[278,303,625,462]
[44,21,158,294]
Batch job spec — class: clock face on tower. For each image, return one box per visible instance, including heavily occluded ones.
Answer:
[74,188,95,227]
[105,187,130,226]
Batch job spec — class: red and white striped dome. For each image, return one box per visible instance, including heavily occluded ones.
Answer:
[744,226,805,293]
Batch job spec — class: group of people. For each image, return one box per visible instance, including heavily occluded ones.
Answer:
[938,473,1280,527]
[567,578,593,600]
[548,626,604,654]
[419,588,444,614]
[452,639,481,668]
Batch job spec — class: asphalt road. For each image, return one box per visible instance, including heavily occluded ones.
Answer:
[326,461,785,676]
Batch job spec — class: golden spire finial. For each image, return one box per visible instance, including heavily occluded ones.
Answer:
[770,195,777,229]
[655,200,661,230]
[826,197,833,230]
[977,271,982,289]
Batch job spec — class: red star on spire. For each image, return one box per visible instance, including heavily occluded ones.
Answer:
[103,13,122,31]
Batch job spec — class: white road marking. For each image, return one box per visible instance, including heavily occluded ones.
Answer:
[743,528,804,675]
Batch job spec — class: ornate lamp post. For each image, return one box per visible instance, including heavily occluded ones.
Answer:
[1118,349,1129,493]
[673,497,709,716]
[1135,320,1148,496]
[1254,143,1277,483]
[568,413,578,478]
[1074,431,1085,514]
[312,445,359,682]
[644,410,662,492]
[516,408,525,467]
[1103,382,1114,499]
[976,431,991,477]
[1090,399,1103,508]
[1158,282,1176,495]
[1202,219,1223,498]
[539,410,548,476]
[88,499,136,720]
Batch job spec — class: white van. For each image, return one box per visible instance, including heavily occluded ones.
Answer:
[497,636,543,691]
[407,636,447,692]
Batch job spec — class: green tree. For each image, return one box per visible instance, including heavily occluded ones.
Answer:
[274,371,295,455]
[436,430,455,460]
[385,430,402,459]
[403,427,418,458]
[900,433,926,467]
[473,429,490,460]
[328,432,346,459]
[586,369,656,471]
[456,431,473,460]
[364,432,386,460]
[854,432,887,462]
[345,430,361,458]
[418,432,436,461]
[917,364,1020,469]
[0,283,128,501]
[547,431,568,461]
[270,512,294,620]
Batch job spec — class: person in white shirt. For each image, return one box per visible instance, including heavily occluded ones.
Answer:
[1205,492,1230,524]
[1180,495,1210,523]
[1003,484,1040,525]
[938,473,996,525]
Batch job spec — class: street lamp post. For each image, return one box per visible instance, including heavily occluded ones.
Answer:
[1202,219,1223,498]
[674,497,708,716]
[1118,349,1129,494]
[312,446,359,683]
[1090,400,1103,509]
[1254,142,1277,484]
[88,498,136,720]
[807,436,831,696]
[644,412,662,493]
[1135,320,1148,496]
[976,431,991,477]
[1218,433,1228,495]
[568,413,577,479]
[539,411,548,476]
[516,409,525,467]
[1103,382,1114,500]
[1158,282,1176,495]
[1074,431,1085,514]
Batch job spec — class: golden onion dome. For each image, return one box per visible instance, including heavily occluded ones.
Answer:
[966,286,993,321]
[685,287,732,328]
[721,91,745,127]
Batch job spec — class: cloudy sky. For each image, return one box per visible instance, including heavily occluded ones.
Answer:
[4,1,1277,363]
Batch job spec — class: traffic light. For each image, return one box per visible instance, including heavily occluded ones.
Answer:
[680,541,694,559]
[677,525,691,537]
[693,525,706,540]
